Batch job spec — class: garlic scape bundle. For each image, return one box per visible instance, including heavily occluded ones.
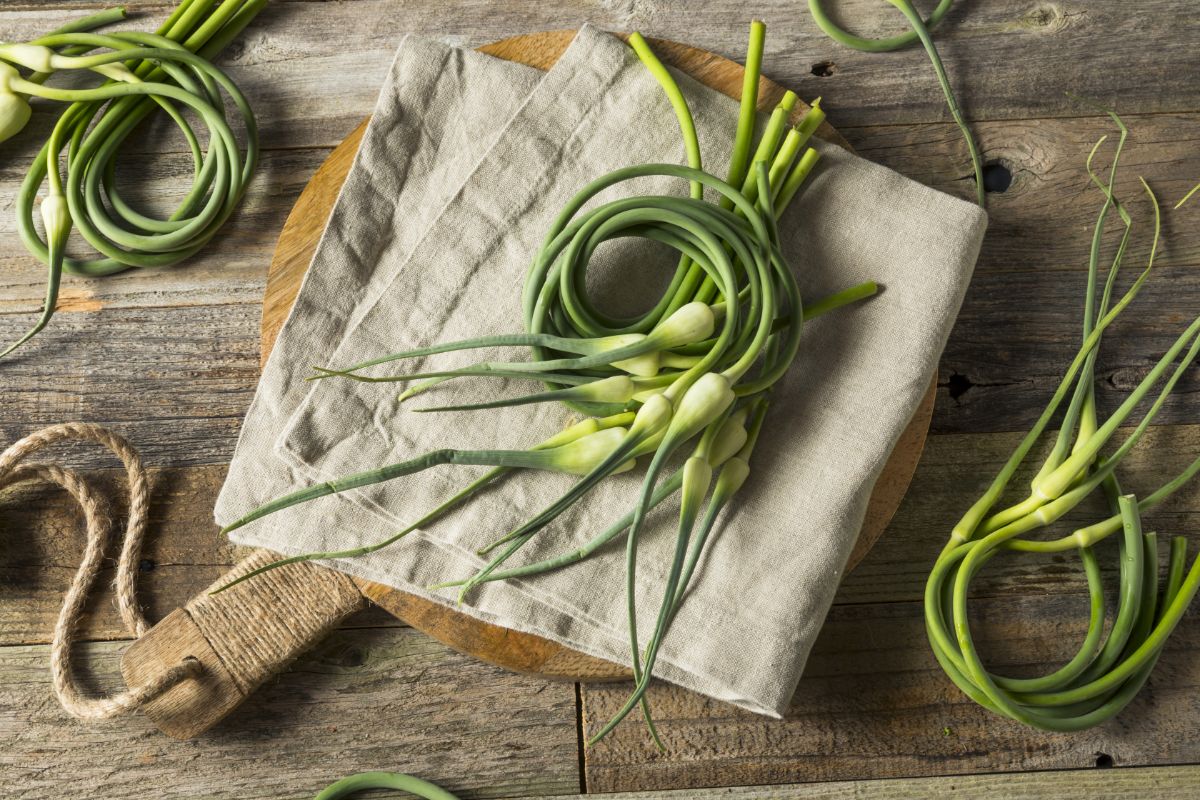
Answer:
[220,23,878,745]
[0,0,263,358]
[926,114,1200,731]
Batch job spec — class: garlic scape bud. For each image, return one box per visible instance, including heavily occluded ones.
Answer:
[644,302,716,350]
[535,417,601,449]
[574,375,636,403]
[712,455,751,498]
[0,63,31,144]
[41,192,72,260]
[659,352,702,370]
[679,456,713,523]
[572,333,660,377]
[629,392,673,438]
[709,396,767,502]
[0,43,54,73]
[707,407,750,468]
[578,303,715,379]
[0,42,138,83]
[664,372,736,446]
[627,392,673,458]
[538,427,636,476]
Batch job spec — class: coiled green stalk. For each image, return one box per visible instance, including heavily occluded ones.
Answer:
[926,114,1200,731]
[313,771,459,800]
[221,22,878,746]
[0,0,263,358]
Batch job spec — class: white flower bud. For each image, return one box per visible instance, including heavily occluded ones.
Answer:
[576,375,636,403]
[647,302,715,349]
[714,457,750,498]
[629,393,672,437]
[0,90,30,144]
[536,417,600,450]
[659,352,701,369]
[592,333,661,377]
[0,63,31,144]
[41,193,71,253]
[707,409,749,468]
[546,427,634,475]
[666,373,735,444]
[0,43,54,73]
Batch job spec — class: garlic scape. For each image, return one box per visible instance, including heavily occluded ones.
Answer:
[221,21,880,746]
[0,1,263,359]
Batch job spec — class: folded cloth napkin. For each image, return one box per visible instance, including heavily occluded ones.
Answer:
[217,25,987,717]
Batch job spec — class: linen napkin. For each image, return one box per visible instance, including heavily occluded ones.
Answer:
[217,26,987,717]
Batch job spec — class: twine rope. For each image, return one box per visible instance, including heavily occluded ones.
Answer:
[0,422,200,719]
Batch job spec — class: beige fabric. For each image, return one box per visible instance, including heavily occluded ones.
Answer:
[216,27,986,717]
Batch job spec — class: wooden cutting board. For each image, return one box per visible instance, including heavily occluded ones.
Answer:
[123,30,936,740]
[263,29,936,676]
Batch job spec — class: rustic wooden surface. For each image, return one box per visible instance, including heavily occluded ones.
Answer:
[3,0,1200,797]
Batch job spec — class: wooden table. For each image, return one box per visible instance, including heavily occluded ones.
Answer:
[3,2,1199,797]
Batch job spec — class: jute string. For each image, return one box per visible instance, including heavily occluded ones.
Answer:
[0,423,201,719]
[185,546,364,695]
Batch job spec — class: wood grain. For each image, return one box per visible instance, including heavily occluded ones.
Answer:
[121,607,248,740]
[0,627,580,799]
[515,764,1200,799]
[4,1,1199,138]
[581,591,1200,792]
[8,420,1200,647]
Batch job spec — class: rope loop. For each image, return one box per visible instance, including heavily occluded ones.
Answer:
[0,422,201,720]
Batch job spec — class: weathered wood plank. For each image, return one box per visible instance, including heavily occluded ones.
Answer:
[0,463,235,646]
[2,0,1199,137]
[0,301,258,466]
[849,112,1200,264]
[8,417,1200,645]
[935,262,1200,435]
[0,626,580,799]
[518,764,1200,799]
[581,592,1200,792]
[0,463,399,645]
[5,259,1199,471]
[6,110,1199,314]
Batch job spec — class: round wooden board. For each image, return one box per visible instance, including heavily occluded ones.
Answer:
[262,31,936,682]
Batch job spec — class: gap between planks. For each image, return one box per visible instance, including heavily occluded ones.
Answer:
[506,762,1200,799]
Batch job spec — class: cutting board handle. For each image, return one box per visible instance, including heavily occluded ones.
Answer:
[121,549,365,739]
